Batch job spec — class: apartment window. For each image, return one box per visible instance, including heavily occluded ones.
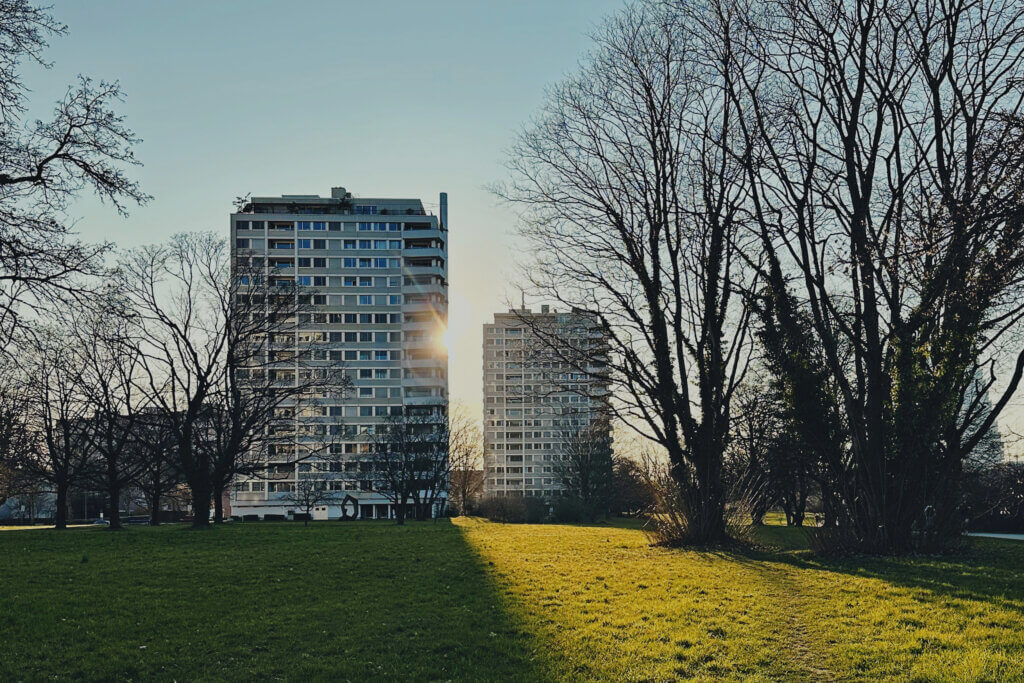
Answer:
[312,221,326,231]
[389,240,402,249]
[358,295,372,305]
[328,221,341,231]
[388,295,401,305]
[359,276,373,286]
[298,239,311,249]
[359,240,372,249]
[357,222,373,231]
[235,238,249,248]
[313,239,326,249]
[313,258,326,267]
[374,240,387,249]
[355,205,378,215]
[344,314,356,323]
[236,221,250,230]
[297,221,312,230]
[388,223,400,231]
[343,258,357,267]
[344,240,357,249]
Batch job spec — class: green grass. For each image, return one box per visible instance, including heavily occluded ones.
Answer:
[1,519,1022,681]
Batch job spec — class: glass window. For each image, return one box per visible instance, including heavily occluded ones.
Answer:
[298,239,311,248]
[236,221,250,230]
[312,222,326,231]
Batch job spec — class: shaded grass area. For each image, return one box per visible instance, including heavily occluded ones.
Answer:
[1,519,1022,681]
[0,521,537,681]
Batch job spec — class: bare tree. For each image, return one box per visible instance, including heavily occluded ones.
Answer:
[121,232,346,527]
[119,233,233,528]
[196,253,349,523]
[11,325,93,528]
[0,358,31,507]
[0,2,148,346]
[367,412,450,524]
[130,410,182,525]
[498,0,755,544]
[555,416,615,518]
[284,462,342,526]
[448,403,483,516]
[72,295,152,530]
[725,0,1024,551]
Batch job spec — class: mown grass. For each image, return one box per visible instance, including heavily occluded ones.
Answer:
[1,518,1022,681]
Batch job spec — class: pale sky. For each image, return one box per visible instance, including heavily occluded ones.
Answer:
[24,0,625,420]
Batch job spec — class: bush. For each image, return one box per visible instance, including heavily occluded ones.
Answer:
[551,496,596,523]
[263,514,286,521]
[477,495,549,523]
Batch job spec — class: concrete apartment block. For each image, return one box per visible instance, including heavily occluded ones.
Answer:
[482,306,610,500]
[229,187,448,520]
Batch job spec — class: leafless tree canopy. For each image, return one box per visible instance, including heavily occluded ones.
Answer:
[716,0,1024,550]
[0,1,148,346]
[499,1,755,543]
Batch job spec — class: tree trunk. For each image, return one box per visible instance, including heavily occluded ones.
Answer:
[54,481,69,530]
[191,477,211,529]
[107,481,122,530]
[395,498,406,525]
[213,486,224,523]
[148,489,161,526]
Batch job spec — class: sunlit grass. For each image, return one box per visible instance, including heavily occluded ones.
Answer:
[1,519,1021,681]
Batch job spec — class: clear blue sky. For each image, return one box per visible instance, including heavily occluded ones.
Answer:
[25,0,626,417]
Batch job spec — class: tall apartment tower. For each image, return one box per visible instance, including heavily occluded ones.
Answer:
[482,306,610,499]
[230,187,448,519]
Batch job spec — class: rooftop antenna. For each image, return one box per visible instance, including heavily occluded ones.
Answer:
[521,290,526,311]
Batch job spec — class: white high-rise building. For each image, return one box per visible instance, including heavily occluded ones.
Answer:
[229,187,448,519]
[482,306,610,500]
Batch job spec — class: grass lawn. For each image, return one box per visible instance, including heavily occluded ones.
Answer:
[1,519,1022,681]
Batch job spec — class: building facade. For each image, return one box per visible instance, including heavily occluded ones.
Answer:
[230,187,448,519]
[482,306,610,500]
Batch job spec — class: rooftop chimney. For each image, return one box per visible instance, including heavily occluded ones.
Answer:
[330,187,348,199]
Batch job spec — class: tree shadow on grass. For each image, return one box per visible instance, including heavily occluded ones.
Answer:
[0,520,546,681]
[740,527,1024,612]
